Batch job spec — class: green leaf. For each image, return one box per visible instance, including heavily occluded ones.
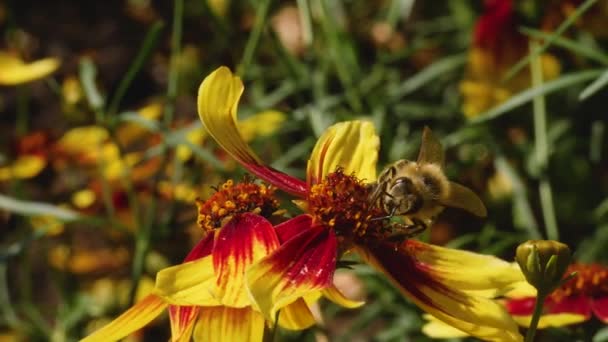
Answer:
[520,27,608,65]
[469,69,604,124]
[0,194,80,221]
[78,57,105,111]
[579,68,608,100]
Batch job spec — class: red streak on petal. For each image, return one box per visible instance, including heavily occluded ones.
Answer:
[274,214,313,244]
[184,234,214,262]
[506,295,593,319]
[365,241,457,312]
[242,162,307,197]
[592,296,608,323]
[168,306,199,340]
[213,213,279,286]
[269,225,337,290]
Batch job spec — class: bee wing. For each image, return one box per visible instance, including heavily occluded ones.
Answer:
[440,181,487,217]
[417,126,445,167]
[367,182,383,205]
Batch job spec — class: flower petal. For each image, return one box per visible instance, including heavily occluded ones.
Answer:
[167,234,215,342]
[274,214,313,243]
[356,242,522,342]
[321,284,365,309]
[506,295,592,325]
[247,225,337,323]
[409,240,524,291]
[0,53,60,85]
[155,255,220,306]
[277,298,316,330]
[197,66,306,196]
[307,121,379,185]
[168,306,199,342]
[213,213,280,307]
[512,313,587,328]
[592,296,608,323]
[81,294,168,342]
[422,314,470,338]
[193,306,264,342]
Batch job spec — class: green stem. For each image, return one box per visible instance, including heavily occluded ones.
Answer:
[525,290,547,342]
[238,0,271,76]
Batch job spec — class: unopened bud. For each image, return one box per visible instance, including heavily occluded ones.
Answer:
[515,240,571,293]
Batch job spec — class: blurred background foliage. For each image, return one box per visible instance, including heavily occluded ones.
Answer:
[0,0,607,341]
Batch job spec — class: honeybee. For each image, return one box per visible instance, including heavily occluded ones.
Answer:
[368,127,487,240]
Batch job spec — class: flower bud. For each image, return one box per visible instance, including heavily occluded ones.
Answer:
[515,240,571,293]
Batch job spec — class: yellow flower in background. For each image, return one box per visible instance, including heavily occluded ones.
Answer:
[0,155,46,181]
[460,0,560,118]
[0,52,60,85]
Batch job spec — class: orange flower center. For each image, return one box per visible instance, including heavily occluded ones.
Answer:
[551,263,608,302]
[307,169,388,245]
[196,179,280,232]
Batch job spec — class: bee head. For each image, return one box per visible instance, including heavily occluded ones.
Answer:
[384,177,422,215]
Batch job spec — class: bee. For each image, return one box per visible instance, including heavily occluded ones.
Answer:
[368,127,487,240]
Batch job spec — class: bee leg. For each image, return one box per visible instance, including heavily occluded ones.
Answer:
[387,218,428,241]
[370,205,397,222]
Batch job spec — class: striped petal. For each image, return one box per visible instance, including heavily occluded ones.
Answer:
[81,294,167,342]
[408,240,525,291]
[169,306,199,342]
[213,213,280,307]
[307,121,379,186]
[277,298,316,330]
[192,306,264,342]
[506,296,591,327]
[168,234,215,342]
[0,53,60,85]
[274,214,313,243]
[197,66,306,196]
[356,242,523,342]
[155,255,220,306]
[322,284,365,309]
[247,225,337,323]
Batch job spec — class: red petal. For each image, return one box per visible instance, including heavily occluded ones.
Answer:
[274,214,313,243]
[184,233,214,262]
[244,163,308,197]
[506,295,593,320]
[213,213,280,307]
[247,225,337,322]
[592,296,608,323]
[505,297,536,316]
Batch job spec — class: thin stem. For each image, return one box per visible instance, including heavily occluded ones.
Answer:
[238,0,272,76]
[530,40,559,240]
[524,290,547,342]
[163,0,183,127]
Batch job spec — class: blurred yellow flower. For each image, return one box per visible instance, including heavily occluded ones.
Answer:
[0,52,60,85]
[0,155,46,181]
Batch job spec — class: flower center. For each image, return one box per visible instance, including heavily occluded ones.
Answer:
[307,169,387,244]
[551,263,608,301]
[196,179,280,232]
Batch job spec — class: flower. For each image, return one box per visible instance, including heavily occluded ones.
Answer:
[0,51,60,85]
[460,0,560,118]
[516,240,571,293]
[506,262,608,327]
[82,180,357,341]
[198,66,525,341]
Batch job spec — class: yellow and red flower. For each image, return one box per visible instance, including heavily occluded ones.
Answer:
[198,66,525,341]
[505,262,608,327]
[460,0,560,118]
[82,180,357,341]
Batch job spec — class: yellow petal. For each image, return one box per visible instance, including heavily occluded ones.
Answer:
[193,306,264,342]
[56,126,109,154]
[80,294,168,342]
[513,313,587,328]
[155,256,221,306]
[169,306,199,342]
[411,241,525,291]
[72,189,96,209]
[307,121,379,185]
[197,66,260,166]
[322,284,365,309]
[238,110,286,141]
[422,314,470,339]
[277,298,316,330]
[356,243,523,342]
[0,53,60,85]
[10,155,46,179]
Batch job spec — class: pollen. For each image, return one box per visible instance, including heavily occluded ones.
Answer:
[307,169,386,244]
[551,263,608,302]
[196,179,280,232]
